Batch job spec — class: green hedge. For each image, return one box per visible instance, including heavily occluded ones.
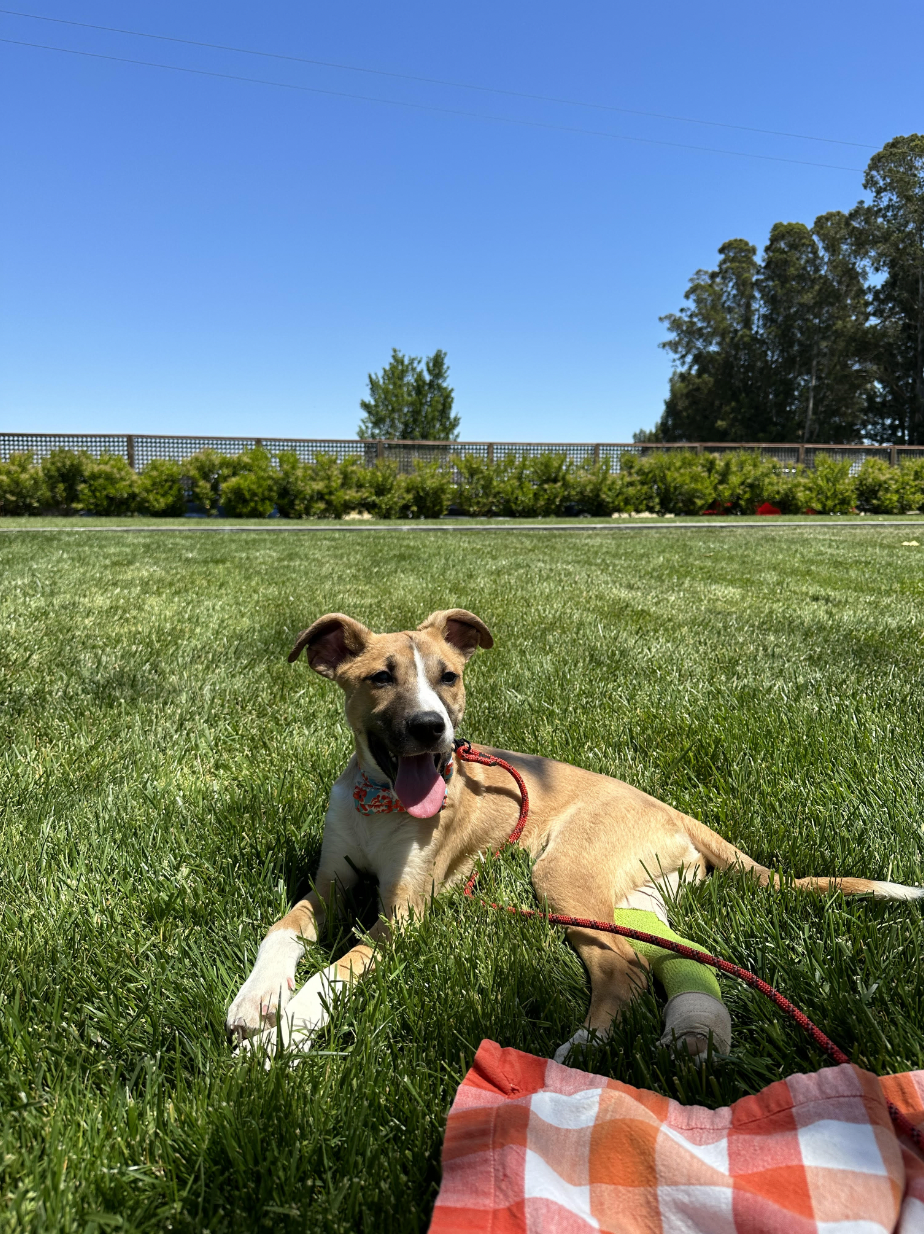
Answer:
[1,447,922,518]
[451,450,924,517]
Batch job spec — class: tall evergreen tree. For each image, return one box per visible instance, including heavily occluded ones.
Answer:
[357,349,459,441]
[756,222,821,439]
[857,134,924,444]
[647,135,924,445]
[657,239,763,440]
[655,220,870,442]
[806,211,873,441]
[758,216,870,442]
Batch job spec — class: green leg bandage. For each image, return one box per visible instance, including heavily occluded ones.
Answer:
[612,908,722,1002]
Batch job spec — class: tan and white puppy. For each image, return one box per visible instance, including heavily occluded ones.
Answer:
[226,608,922,1060]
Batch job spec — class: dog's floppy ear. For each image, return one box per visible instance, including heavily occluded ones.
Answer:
[417,609,493,661]
[288,613,370,678]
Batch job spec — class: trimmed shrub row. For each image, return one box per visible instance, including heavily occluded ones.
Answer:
[1,447,922,518]
[0,448,455,519]
[457,451,923,516]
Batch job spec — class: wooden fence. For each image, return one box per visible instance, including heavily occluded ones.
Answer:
[2,433,923,474]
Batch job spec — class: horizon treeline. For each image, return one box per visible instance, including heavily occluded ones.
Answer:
[645,134,924,446]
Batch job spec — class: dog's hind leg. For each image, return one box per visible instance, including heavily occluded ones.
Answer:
[530,804,714,1064]
[552,925,650,1063]
[530,837,652,1063]
[679,813,924,900]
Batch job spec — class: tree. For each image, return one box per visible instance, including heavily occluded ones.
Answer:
[758,216,870,442]
[656,239,764,440]
[652,219,870,443]
[357,348,459,440]
[755,222,820,440]
[856,134,924,444]
[638,133,924,445]
[805,211,873,442]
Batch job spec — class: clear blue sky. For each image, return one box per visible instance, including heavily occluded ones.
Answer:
[1,1,921,442]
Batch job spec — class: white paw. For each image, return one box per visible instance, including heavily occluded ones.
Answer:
[235,1021,319,1068]
[226,929,303,1042]
[553,1027,606,1065]
[233,965,344,1064]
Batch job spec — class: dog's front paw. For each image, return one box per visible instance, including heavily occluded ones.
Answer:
[226,977,294,1041]
[225,929,303,1043]
[234,1017,321,1067]
[553,1027,606,1065]
[232,966,344,1064]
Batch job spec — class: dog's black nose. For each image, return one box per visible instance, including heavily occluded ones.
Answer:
[406,711,446,745]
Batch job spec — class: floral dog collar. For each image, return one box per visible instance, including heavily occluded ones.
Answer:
[353,760,454,815]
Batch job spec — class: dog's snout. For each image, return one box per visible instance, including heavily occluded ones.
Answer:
[406,711,447,745]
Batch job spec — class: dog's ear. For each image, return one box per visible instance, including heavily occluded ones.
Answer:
[417,609,494,661]
[288,613,371,678]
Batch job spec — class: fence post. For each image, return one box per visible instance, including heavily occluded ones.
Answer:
[126,434,135,471]
[798,444,806,466]
[377,440,385,463]
[487,443,494,464]
[255,438,263,449]
[593,443,600,463]
[696,443,703,455]
[890,445,898,467]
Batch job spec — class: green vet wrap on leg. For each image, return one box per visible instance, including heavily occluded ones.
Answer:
[612,908,722,1002]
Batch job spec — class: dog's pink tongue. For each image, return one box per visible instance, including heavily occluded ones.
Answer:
[395,755,445,818]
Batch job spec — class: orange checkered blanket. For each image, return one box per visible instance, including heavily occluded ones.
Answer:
[429,1040,924,1233]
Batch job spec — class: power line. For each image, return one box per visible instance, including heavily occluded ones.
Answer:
[0,35,870,174]
[0,38,867,173]
[0,7,879,151]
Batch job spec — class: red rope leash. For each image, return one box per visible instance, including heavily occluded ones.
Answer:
[453,740,922,1149]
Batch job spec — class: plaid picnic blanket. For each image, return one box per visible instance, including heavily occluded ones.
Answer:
[429,1040,924,1233]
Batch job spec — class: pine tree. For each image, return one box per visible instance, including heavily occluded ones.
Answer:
[653,221,871,442]
[758,216,869,442]
[357,349,460,440]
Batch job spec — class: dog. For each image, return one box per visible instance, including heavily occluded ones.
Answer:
[226,608,922,1062]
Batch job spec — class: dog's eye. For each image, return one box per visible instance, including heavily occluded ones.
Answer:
[368,671,394,686]
[441,671,459,686]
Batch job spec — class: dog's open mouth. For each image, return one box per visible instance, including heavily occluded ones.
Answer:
[368,737,448,818]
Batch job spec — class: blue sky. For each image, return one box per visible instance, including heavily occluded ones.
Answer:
[1,1,922,443]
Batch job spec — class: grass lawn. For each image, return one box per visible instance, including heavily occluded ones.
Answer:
[2,525,923,1232]
[1,512,924,530]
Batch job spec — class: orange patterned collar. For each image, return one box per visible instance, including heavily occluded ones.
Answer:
[352,760,454,814]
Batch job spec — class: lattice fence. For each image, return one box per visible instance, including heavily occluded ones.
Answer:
[1,433,132,462]
[1,433,921,474]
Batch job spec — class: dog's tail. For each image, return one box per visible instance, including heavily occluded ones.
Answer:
[679,815,924,902]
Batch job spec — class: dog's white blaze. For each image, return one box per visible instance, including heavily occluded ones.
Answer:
[412,645,452,739]
[871,880,924,901]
